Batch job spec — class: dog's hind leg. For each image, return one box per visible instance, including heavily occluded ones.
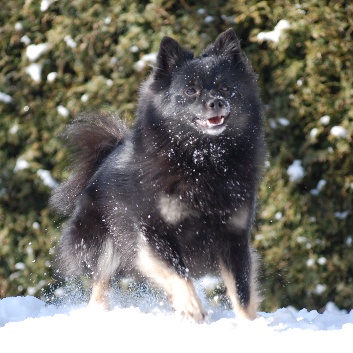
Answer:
[136,243,206,323]
[87,235,123,310]
[219,240,260,320]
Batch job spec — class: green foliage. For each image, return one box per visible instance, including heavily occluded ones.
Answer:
[1,0,352,312]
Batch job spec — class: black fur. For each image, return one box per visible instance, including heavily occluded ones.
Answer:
[51,29,265,320]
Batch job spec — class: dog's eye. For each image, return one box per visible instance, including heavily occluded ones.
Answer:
[220,84,229,91]
[185,87,197,96]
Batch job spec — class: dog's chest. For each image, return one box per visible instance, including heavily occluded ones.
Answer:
[157,194,196,225]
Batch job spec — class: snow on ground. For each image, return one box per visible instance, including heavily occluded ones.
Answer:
[0,283,352,353]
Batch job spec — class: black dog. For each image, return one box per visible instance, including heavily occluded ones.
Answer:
[51,29,265,322]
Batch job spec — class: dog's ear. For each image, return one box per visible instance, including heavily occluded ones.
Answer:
[204,28,242,58]
[153,36,194,80]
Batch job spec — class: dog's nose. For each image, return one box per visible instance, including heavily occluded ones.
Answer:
[208,99,224,109]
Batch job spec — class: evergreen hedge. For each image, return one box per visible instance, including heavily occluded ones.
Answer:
[0,0,352,312]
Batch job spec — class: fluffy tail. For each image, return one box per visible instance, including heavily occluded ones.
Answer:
[50,111,127,215]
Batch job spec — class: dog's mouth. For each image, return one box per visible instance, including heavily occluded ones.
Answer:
[195,115,225,127]
[193,115,227,135]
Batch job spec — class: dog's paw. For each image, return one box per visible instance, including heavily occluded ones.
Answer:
[173,295,207,324]
[87,299,110,311]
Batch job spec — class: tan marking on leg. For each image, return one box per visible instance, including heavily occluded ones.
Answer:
[88,279,110,310]
[220,249,260,320]
[136,244,206,323]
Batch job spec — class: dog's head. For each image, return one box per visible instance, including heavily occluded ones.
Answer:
[140,29,262,138]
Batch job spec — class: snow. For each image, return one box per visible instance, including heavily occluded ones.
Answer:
[9,124,19,134]
[47,71,58,82]
[287,160,305,183]
[274,211,283,220]
[26,43,48,61]
[0,293,352,353]
[20,35,31,45]
[81,93,89,102]
[14,262,26,270]
[37,169,58,188]
[104,16,112,25]
[57,105,69,117]
[204,16,215,24]
[134,52,158,72]
[64,35,77,48]
[306,258,315,267]
[334,210,350,219]
[317,257,327,265]
[257,20,291,43]
[277,117,290,126]
[310,179,326,195]
[310,127,318,139]
[40,0,56,12]
[25,63,43,82]
[330,125,347,138]
[15,22,23,31]
[13,157,29,172]
[314,284,327,295]
[0,92,13,103]
[269,117,290,129]
[130,45,139,53]
[320,115,330,125]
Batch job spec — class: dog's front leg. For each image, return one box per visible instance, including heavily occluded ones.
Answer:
[88,279,110,310]
[219,239,260,320]
[136,243,206,323]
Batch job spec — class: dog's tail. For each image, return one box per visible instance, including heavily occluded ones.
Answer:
[50,111,127,216]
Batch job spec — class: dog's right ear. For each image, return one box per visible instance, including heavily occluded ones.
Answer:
[153,37,194,80]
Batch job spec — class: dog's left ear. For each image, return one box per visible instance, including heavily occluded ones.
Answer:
[154,36,194,80]
[205,28,242,58]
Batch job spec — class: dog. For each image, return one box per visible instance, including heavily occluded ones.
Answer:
[51,28,265,322]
